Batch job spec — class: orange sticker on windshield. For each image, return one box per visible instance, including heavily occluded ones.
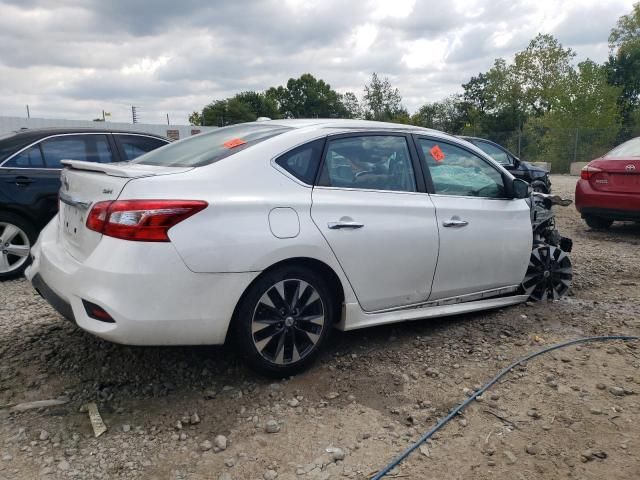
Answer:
[430,145,445,162]
[223,138,246,149]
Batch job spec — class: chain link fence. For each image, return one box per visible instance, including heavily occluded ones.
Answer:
[462,127,625,173]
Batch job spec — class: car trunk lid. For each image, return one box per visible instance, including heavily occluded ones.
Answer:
[58,161,192,262]
[587,158,640,193]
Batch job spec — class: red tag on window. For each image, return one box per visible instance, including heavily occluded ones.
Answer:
[430,145,445,162]
[223,138,246,149]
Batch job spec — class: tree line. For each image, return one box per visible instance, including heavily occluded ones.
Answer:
[191,4,640,172]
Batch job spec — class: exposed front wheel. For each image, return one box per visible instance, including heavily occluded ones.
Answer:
[584,215,613,230]
[522,245,572,301]
[233,266,336,377]
[0,213,36,280]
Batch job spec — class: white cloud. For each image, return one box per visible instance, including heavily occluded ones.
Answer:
[401,38,450,69]
[121,56,171,76]
[370,0,416,19]
[352,24,379,53]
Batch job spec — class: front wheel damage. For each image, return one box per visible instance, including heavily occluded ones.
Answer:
[524,192,574,301]
[522,244,573,301]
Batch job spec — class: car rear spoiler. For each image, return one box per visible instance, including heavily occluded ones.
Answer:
[61,159,192,178]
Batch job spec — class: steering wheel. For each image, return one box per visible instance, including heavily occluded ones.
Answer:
[355,170,375,178]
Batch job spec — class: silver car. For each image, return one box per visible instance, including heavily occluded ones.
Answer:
[26,119,563,376]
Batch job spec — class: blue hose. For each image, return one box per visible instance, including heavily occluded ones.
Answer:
[371,335,639,479]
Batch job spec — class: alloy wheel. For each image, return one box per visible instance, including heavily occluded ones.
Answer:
[251,279,325,365]
[0,222,31,275]
[522,245,572,301]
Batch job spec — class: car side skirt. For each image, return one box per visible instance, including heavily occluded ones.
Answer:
[339,292,528,331]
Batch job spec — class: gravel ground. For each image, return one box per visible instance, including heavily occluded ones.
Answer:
[1,174,639,480]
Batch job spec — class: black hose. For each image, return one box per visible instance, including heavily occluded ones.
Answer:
[371,335,639,479]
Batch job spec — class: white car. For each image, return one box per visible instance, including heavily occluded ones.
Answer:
[27,119,545,376]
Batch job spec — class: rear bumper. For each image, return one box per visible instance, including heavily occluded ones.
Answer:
[578,207,640,221]
[575,179,640,219]
[25,220,259,346]
[31,273,74,322]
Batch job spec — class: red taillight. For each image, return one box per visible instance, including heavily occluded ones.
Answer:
[580,165,602,180]
[86,200,207,242]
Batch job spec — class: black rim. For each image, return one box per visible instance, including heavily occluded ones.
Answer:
[522,245,572,301]
[251,279,325,365]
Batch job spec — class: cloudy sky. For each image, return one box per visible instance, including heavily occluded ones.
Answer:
[0,0,635,124]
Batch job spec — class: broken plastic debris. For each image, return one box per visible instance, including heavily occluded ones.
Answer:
[10,397,69,412]
[86,402,107,437]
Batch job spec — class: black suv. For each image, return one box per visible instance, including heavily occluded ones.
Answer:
[460,136,551,193]
[0,128,169,279]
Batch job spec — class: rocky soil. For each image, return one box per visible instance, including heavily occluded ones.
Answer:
[1,174,639,480]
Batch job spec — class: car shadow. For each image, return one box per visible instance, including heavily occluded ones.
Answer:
[582,221,640,244]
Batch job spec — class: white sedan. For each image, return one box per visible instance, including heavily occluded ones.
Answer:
[27,119,546,376]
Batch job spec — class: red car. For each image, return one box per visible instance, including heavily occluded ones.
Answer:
[575,137,640,229]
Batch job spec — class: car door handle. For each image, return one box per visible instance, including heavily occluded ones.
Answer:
[327,221,364,230]
[443,218,469,228]
[8,176,34,186]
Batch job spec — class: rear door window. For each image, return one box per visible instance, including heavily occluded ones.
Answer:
[39,135,115,168]
[317,135,417,192]
[3,145,45,168]
[116,135,168,160]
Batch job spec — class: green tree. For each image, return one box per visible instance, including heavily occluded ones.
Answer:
[411,95,466,133]
[512,34,576,115]
[609,3,640,49]
[202,98,255,126]
[461,59,526,141]
[188,111,202,126]
[265,74,347,118]
[342,91,362,119]
[530,61,621,171]
[607,3,640,136]
[234,91,279,119]
[362,73,405,121]
[202,91,279,126]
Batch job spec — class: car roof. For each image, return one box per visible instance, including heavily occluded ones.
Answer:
[252,118,465,142]
[1,128,168,142]
[459,135,491,143]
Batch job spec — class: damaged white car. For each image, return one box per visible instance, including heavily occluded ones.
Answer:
[26,119,572,376]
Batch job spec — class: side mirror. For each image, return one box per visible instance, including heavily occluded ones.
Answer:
[511,156,520,167]
[512,178,531,199]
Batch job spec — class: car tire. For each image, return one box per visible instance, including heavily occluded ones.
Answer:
[522,244,572,301]
[233,265,336,377]
[0,212,36,280]
[584,215,613,230]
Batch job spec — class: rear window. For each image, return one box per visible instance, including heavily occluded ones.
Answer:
[131,124,292,167]
[604,137,640,159]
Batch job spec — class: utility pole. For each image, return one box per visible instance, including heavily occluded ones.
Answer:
[166,113,170,125]
[573,128,579,162]
[102,110,105,121]
[131,106,139,124]
[26,105,30,119]
[518,122,522,158]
